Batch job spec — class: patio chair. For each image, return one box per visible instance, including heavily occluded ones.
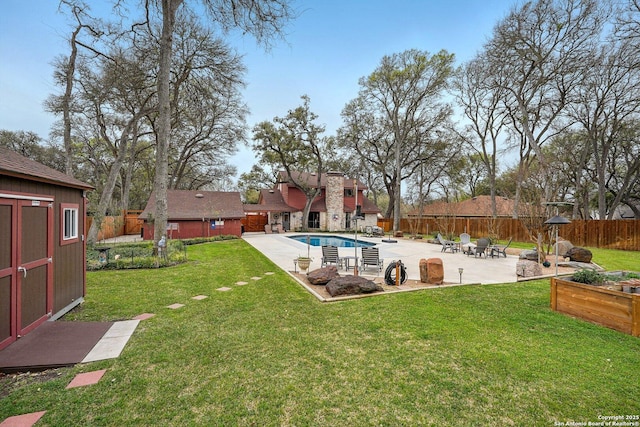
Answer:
[490,237,513,258]
[364,226,373,237]
[437,233,457,253]
[360,246,384,273]
[321,245,344,269]
[468,238,490,258]
[372,225,384,236]
[459,233,472,254]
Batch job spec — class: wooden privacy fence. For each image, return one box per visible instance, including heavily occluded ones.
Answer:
[377,217,640,251]
[86,210,143,241]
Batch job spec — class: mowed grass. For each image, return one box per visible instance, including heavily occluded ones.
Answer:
[2,239,639,426]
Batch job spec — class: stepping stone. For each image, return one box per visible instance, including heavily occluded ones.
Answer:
[191,295,208,300]
[133,313,155,320]
[235,281,249,286]
[251,277,262,281]
[66,369,107,389]
[217,287,232,292]
[264,272,275,275]
[82,320,140,363]
[0,411,46,427]
[167,303,185,309]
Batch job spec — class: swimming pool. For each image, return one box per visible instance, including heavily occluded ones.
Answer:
[288,235,376,248]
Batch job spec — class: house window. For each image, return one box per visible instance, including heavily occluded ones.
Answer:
[61,203,79,245]
[344,189,354,197]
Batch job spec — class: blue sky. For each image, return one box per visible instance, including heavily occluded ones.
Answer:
[0,0,515,175]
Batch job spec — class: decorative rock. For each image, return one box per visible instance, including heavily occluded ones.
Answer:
[307,266,340,285]
[519,249,539,261]
[565,247,592,263]
[426,258,444,285]
[326,275,384,297]
[516,260,542,278]
[555,239,573,257]
[419,259,428,283]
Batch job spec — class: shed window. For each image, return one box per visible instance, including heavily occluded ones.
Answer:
[61,203,79,245]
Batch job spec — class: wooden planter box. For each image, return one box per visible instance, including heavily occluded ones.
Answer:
[550,277,640,337]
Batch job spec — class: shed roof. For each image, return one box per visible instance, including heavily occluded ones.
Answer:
[0,147,93,190]
[139,190,245,220]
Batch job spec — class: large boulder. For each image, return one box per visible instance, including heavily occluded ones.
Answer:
[516,260,542,278]
[326,275,383,297]
[307,266,340,285]
[555,239,573,257]
[419,259,428,283]
[419,258,443,285]
[519,249,539,261]
[566,247,593,263]
[427,258,444,285]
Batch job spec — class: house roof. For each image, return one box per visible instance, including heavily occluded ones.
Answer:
[410,195,518,217]
[343,194,380,214]
[139,190,245,220]
[0,147,93,190]
[244,189,296,213]
[277,170,367,190]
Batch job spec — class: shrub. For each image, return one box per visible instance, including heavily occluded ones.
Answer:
[571,269,604,285]
[86,236,239,270]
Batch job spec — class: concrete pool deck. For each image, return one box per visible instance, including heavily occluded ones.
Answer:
[242,232,520,285]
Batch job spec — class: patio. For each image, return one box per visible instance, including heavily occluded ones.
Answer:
[242,232,522,295]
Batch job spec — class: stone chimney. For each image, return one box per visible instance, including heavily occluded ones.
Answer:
[325,171,344,232]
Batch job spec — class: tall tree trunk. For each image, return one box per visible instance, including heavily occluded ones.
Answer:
[153,0,182,244]
[62,25,81,176]
[121,131,139,211]
[87,136,129,244]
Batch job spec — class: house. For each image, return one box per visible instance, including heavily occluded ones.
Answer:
[138,190,245,240]
[243,171,380,232]
[0,147,93,351]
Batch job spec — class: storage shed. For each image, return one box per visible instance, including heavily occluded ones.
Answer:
[139,190,245,240]
[0,147,93,351]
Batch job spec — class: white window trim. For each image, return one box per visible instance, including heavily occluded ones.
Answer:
[63,206,78,240]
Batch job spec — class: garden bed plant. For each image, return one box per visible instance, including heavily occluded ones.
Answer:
[86,235,238,270]
[570,269,640,292]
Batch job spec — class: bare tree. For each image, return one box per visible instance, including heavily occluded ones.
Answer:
[567,39,640,218]
[150,0,294,246]
[452,53,507,217]
[485,0,605,203]
[340,49,456,231]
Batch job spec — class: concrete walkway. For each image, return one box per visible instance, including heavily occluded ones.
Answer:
[243,232,519,285]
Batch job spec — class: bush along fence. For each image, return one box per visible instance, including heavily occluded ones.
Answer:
[377,218,640,251]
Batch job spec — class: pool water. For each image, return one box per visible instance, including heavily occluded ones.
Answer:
[288,235,376,248]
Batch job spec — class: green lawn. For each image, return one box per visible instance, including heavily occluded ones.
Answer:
[2,240,639,426]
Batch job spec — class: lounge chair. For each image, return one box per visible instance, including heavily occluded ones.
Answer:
[490,237,513,258]
[468,238,490,258]
[321,245,344,269]
[437,233,458,253]
[360,246,384,273]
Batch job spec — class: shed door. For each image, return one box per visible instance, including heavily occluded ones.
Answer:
[17,199,54,337]
[0,199,16,350]
[0,197,53,350]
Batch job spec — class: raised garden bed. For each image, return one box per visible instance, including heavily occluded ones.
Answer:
[550,276,640,337]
